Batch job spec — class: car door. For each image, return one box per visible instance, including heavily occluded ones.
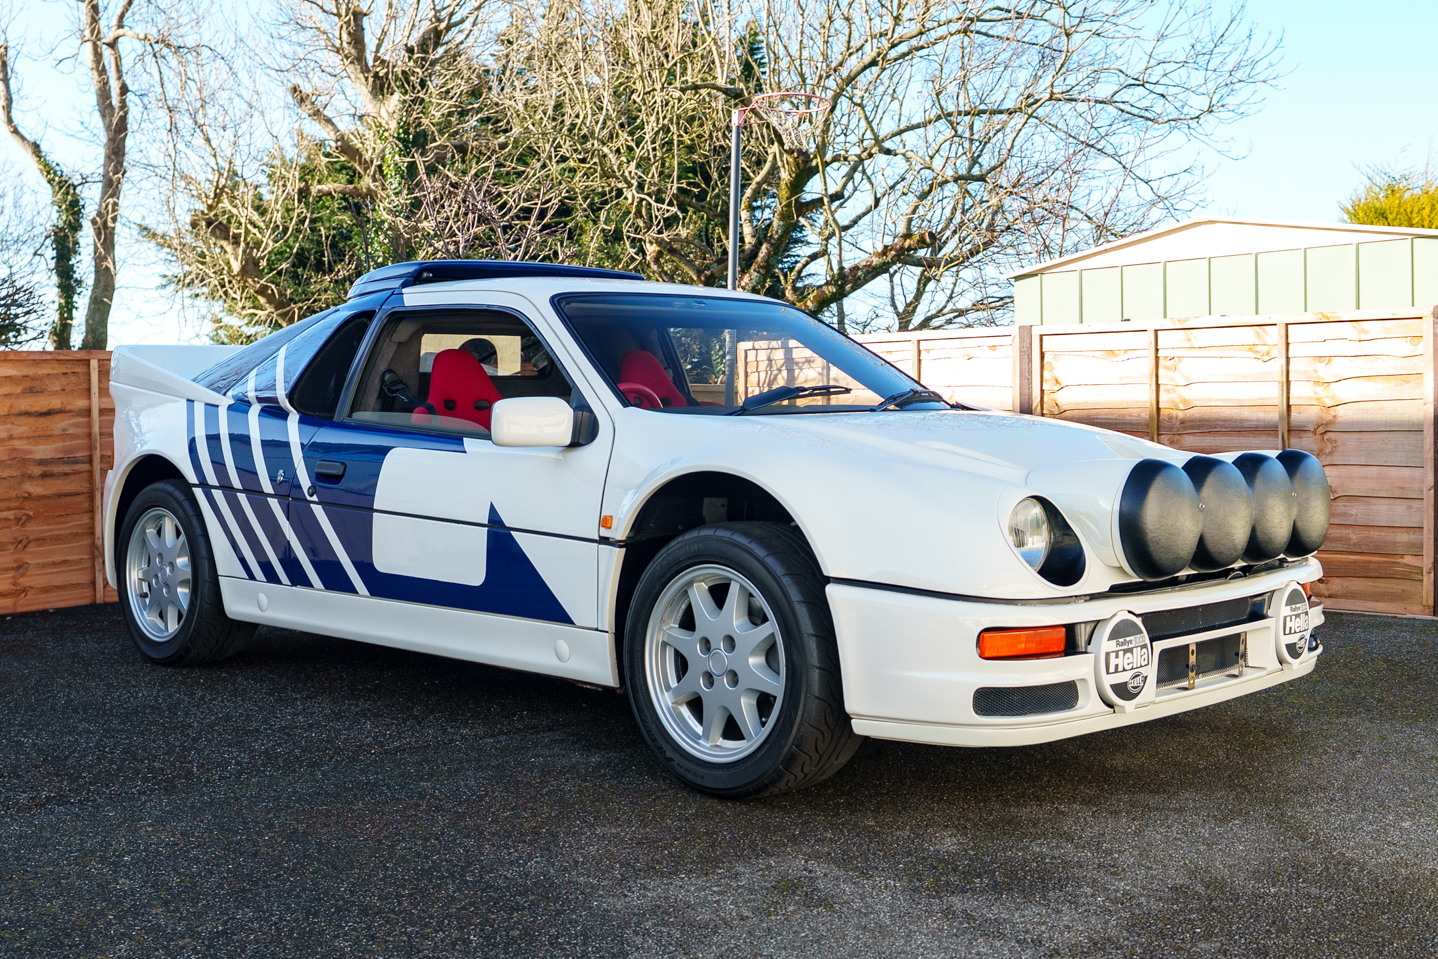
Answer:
[289,296,612,638]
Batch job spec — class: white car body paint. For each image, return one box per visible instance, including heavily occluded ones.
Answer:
[104,276,1325,746]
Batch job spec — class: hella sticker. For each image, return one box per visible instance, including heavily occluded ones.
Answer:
[1274,583,1313,667]
[1092,612,1156,712]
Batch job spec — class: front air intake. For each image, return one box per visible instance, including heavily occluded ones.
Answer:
[973,682,1081,717]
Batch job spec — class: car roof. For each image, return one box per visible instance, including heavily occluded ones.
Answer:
[395,275,787,304]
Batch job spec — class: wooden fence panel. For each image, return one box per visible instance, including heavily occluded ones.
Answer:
[0,352,116,615]
[853,328,1016,411]
[1037,329,1152,440]
[918,333,1014,411]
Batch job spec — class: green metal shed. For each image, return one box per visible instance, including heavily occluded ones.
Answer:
[1009,218,1438,325]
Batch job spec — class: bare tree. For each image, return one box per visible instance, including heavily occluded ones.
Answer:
[0,182,49,348]
[0,43,84,349]
[150,0,551,338]
[409,166,573,262]
[0,269,46,348]
[1,0,170,349]
[77,0,139,349]
[498,0,1278,330]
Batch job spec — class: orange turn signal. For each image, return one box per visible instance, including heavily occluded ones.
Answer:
[600,515,614,530]
[1300,581,1312,599]
[978,626,1067,660]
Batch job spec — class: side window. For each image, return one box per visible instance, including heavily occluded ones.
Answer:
[347,309,572,437]
[289,313,372,419]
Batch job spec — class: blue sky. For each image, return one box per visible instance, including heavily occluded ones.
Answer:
[2,0,1436,344]
[1195,0,1438,220]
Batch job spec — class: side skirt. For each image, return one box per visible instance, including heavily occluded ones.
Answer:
[219,576,619,687]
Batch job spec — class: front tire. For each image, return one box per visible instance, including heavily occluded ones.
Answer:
[624,522,862,797]
[118,480,253,666]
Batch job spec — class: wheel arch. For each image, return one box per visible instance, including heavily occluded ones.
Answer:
[608,470,818,684]
[107,454,189,587]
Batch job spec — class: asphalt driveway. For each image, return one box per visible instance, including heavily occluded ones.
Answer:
[1,605,1435,958]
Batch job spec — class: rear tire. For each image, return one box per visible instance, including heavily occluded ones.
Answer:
[624,522,862,798]
[117,479,253,666]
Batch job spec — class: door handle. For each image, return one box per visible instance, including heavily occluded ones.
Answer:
[314,460,347,481]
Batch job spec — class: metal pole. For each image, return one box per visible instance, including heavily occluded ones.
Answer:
[725,110,742,406]
[727,112,742,291]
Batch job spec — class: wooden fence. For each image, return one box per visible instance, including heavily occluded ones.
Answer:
[856,307,1438,617]
[3,307,1435,617]
[1,352,116,615]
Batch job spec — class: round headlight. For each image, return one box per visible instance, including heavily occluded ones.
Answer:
[1007,498,1051,571]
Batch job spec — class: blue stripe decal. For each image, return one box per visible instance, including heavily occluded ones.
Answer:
[301,419,466,510]
[299,502,572,625]
[201,402,230,487]
[186,401,252,580]
[286,497,362,592]
[294,420,571,623]
[188,400,264,582]
[242,492,293,581]
[222,402,264,493]
[197,487,256,581]
[223,490,280,583]
[256,406,297,494]
[186,400,206,479]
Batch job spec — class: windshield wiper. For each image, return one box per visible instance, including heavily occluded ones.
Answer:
[729,383,852,415]
[871,388,952,411]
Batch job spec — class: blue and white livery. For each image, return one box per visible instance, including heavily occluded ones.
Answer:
[104,260,1331,796]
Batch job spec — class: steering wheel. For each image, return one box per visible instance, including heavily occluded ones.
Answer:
[617,382,664,410]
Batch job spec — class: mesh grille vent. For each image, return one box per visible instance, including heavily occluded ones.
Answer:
[1156,633,1246,688]
[1142,597,1254,642]
[973,681,1080,717]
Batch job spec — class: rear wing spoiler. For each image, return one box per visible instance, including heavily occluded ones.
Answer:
[109,345,243,404]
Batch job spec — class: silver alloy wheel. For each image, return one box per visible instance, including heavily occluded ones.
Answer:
[125,507,192,642]
[644,564,786,763]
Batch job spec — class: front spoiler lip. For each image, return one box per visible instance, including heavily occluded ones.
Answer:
[850,653,1319,748]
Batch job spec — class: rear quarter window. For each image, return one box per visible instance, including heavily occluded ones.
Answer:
[193,310,334,394]
[289,314,373,419]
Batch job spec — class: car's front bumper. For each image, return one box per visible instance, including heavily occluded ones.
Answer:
[828,560,1324,748]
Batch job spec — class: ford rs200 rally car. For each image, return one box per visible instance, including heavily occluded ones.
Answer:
[104,260,1330,797]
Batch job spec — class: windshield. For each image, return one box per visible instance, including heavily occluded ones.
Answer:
[553,293,945,414]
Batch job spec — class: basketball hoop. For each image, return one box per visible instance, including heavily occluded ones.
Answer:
[726,90,830,292]
[734,91,831,151]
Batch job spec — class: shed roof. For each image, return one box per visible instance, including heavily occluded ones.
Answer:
[1007,217,1438,278]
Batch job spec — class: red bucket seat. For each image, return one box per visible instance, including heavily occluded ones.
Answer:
[412,348,504,430]
[619,350,690,408]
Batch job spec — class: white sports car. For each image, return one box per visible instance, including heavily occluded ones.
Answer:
[104,261,1329,796]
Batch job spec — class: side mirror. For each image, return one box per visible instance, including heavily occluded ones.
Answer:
[491,396,577,448]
